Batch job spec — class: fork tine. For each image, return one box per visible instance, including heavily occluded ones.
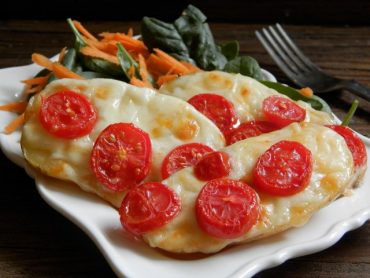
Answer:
[267,25,311,73]
[275,23,319,71]
[260,28,300,74]
[255,29,298,81]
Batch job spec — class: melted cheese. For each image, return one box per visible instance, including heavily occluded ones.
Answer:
[143,123,355,253]
[159,71,335,125]
[21,78,225,208]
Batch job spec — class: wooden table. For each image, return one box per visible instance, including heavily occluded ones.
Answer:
[0,20,369,278]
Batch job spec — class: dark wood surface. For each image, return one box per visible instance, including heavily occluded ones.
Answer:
[0,20,370,278]
[2,0,370,25]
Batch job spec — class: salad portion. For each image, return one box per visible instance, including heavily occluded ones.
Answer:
[0,5,330,135]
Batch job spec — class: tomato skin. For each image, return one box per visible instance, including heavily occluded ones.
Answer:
[253,140,313,196]
[188,93,238,134]
[90,123,152,191]
[262,95,306,128]
[194,151,231,181]
[119,182,181,235]
[326,125,367,168]
[196,178,260,239]
[39,91,97,139]
[161,143,213,179]
[226,120,279,145]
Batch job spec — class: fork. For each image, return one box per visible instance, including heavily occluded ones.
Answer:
[255,24,370,102]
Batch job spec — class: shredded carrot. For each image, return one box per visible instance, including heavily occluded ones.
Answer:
[127,28,133,37]
[80,46,119,65]
[32,53,54,71]
[128,65,136,79]
[25,84,45,95]
[58,47,67,63]
[156,74,178,87]
[52,63,84,80]
[73,20,98,41]
[180,61,201,73]
[138,54,150,83]
[4,113,25,134]
[99,32,149,54]
[299,87,314,98]
[0,101,27,113]
[21,76,49,86]
[153,49,189,74]
[130,77,151,88]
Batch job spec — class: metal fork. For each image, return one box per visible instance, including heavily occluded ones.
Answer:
[256,24,370,102]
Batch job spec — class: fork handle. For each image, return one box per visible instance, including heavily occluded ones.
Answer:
[342,80,370,102]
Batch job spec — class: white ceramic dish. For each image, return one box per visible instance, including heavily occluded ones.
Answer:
[0,63,369,278]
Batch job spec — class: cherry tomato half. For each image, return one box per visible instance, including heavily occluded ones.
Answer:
[119,182,181,235]
[39,91,97,139]
[262,95,306,128]
[326,125,367,168]
[226,120,279,145]
[194,151,231,181]
[253,140,313,196]
[196,178,260,239]
[161,143,213,179]
[90,123,152,191]
[188,93,238,134]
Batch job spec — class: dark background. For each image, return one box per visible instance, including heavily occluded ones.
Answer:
[2,0,370,25]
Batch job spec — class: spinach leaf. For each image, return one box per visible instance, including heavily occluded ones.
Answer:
[259,80,327,111]
[174,5,227,70]
[141,5,226,70]
[221,41,239,61]
[116,43,139,80]
[141,17,192,62]
[224,56,263,80]
[311,95,332,113]
[46,48,82,84]
[67,18,122,77]
[80,71,112,79]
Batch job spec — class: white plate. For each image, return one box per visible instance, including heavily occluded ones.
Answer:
[1,63,369,278]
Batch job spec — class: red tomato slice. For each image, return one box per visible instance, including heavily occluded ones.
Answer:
[161,143,213,179]
[262,95,306,128]
[253,140,313,196]
[119,182,181,235]
[226,120,279,145]
[196,178,260,239]
[194,151,231,181]
[90,123,152,191]
[188,93,238,134]
[326,125,367,168]
[39,91,97,139]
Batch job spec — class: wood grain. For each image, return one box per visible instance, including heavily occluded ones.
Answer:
[0,20,369,278]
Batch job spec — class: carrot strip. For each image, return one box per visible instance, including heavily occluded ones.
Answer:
[100,32,147,48]
[156,74,178,87]
[25,84,45,94]
[153,49,189,74]
[32,53,53,71]
[4,113,25,134]
[21,76,48,86]
[99,32,149,58]
[82,37,118,55]
[128,65,136,79]
[130,77,151,88]
[52,63,84,80]
[73,20,98,41]
[138,54,150,83]
[180,61,201,73]
[58,47,67,63]
[0,101,27,112]
[127,28,133,37]
[299,87,314,98]
[80,46,119,65]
